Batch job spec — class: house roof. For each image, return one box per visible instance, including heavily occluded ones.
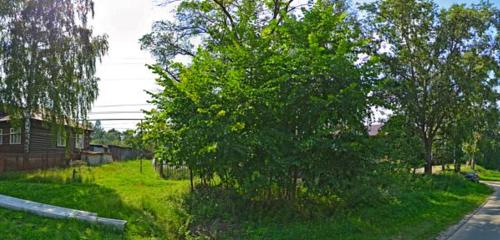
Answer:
[0,111,91,130]
[367,124,383,136]
[91,144,132,150]
[0,113,44,122]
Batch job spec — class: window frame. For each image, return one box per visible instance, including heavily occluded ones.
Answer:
[57,131,66,147]
[75,133,84,149]
[9,128,21,145]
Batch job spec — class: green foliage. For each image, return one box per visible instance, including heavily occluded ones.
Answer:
[474,109,500,169]
[461,165,500,181]
[0,160,190,239]
[0,0,108,156]
[0,160,493,239]
[374,115,424,170]
[90,126,125,146]
[363,0,499,174]
[0,208,121,240]
[90,121,151,152]
[142,0,378,200]
[184,172,491,239]
[90,120,107,144]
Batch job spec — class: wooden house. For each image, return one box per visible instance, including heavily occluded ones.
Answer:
[0,111,91,171]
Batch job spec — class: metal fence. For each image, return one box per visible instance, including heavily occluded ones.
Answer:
[152,161,190,179]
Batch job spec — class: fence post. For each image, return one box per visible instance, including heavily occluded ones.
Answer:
[46,150,49,169]
[15,154,19,171]
[189,168,194,192]
[0,156,4,174]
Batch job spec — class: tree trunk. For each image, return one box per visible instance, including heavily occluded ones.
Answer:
[471,157,476,171]
[455,162,461,173]
[189,167,194,192]
[291,168,298,201]
[424,139,433,175]
[453,147,460,173]
[140,158,143,173]
[23,115,31,169]
[159,160,164,178]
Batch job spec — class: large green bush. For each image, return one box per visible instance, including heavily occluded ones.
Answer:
[142,1,377,200]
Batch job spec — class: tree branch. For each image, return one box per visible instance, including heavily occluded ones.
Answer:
[212,0,239,40]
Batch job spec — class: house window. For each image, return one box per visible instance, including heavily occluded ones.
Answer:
[0,129,3,145]
[57,132,66,147]
[10,128,21,145]
[75,134,84,149]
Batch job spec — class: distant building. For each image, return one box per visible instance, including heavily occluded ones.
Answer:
[85,144,149,163]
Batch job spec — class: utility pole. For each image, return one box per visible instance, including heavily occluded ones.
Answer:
[140,120,143,174]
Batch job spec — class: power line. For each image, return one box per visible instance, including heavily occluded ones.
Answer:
[89,111,144,115]
[101,127,139,130]
[99,62,153,65]
[93,104,153,108]
[100,122,141,125]
[88,118,145,121]
[99,79,156,82]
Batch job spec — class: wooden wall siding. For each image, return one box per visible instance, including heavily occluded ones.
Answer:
[0,153,67,172]
[30,120,66,154]
[0,122,24,153]
[0,119,91,154]
[0,118,91,172]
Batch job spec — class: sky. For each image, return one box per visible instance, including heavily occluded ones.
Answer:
[90,0,500,130]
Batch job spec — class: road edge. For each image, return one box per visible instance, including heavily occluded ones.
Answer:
[435,182,495,240]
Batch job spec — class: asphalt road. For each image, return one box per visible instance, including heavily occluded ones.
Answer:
[448,182,500,240]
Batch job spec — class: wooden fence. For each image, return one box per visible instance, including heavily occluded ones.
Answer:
[0,153,67,173]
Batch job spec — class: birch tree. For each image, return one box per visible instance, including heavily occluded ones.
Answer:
[0,0,108,160]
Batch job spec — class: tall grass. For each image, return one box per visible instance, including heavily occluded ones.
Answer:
[0,161,493,239]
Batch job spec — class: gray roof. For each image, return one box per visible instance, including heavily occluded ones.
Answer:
[368,124,383,136]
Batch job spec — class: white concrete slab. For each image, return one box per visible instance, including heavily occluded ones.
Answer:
[0,194,126,231]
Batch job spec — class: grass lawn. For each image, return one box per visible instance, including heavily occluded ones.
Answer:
[0,160,190,239]
[242,175,492,240]
[431,164,500,181]
[461,165,500,181]
[0,160,493,239]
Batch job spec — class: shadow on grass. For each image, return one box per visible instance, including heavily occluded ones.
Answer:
[181,174,493,240]
[0,169,170,239]
[182,185,345,239]
[0,207,123,239]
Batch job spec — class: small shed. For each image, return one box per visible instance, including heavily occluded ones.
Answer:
[87,144,143,161]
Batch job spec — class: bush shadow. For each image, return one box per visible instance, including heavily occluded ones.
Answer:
[0,168,170,239]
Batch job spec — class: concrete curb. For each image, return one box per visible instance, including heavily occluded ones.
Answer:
[436,181,496,240]
[0,194,127,231]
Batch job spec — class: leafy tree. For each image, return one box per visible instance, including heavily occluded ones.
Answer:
[0,0,108,159]
[462,132,481,170]
[105,129,123,145]
[376,115,424,172]
[122,129,151,152]
[142,0,377,199]
[475,107,500,169]
[363,0,499,174]
[90,120,106,143]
